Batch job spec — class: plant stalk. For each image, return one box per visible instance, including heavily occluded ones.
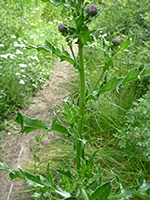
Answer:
[76,40,85,170]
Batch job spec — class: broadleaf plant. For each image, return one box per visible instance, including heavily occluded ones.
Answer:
[0,0,150,199]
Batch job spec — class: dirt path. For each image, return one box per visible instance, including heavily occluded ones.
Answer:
[0,47,76,199]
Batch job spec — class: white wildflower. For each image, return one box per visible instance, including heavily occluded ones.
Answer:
[0,66,3,69]
[28,56,39,62]
[0,44,4,47]
[19,64,27,68]
[8,54,16,59]
[19,79,25,85]
[0,54,8,59]
[15,73,20,76]
[20,69,25,72]
[16,49,23,54]
[14,42,25,48]
[22,75,26,78]
[0,53,16,59]
[32,84,37,88]
[11,35,17,39]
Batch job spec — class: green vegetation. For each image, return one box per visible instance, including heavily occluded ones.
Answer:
[0,0,150,199]
[0,0,65,119]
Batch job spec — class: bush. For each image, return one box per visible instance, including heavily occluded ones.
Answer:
[114,89,150,161]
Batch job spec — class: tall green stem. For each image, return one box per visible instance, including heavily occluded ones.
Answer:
[76,40,85,170]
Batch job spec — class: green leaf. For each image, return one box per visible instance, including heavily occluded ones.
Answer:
[90,182,112,200]
[36,44,53,53]
[9,170,25,180]
[99,77,118,94]
[98,67,150,95]
[25,178,45,188]
[46,41,74,64]
[140,68,150,77]
[15,112,47,133]
[119,38,130,51]
[29,41,74,64]
[82,26,91,45]
[123,68,139,84]
[45,40,62,56]
[59,55,74,64]
[52,115,70,135]
[0,162,11,172]
[76,14,84,31]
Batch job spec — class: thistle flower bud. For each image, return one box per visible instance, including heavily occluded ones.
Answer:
[112,38,121,46]
[87,5,98,17]
[58,23,68,36]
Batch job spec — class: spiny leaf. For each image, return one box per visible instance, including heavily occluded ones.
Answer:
[52,115,70,135]
[15,112,47,133]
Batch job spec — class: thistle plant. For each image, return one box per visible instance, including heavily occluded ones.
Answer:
[0,0,150,199]
[112,38,121,46]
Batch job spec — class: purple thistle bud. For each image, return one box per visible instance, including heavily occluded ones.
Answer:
[87,5,98,17]
[112,38,121,46]
[58,23,68,36]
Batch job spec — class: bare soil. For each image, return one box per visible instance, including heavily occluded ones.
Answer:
[0,52,76,200]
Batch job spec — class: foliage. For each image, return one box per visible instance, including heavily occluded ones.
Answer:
[96,0,150,42]
[0,0,150,199]
[90,0,150,99]
[114,89,150,161]
[0,0,65,120]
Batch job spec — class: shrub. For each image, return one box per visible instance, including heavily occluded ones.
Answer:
[114,89,150,161]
